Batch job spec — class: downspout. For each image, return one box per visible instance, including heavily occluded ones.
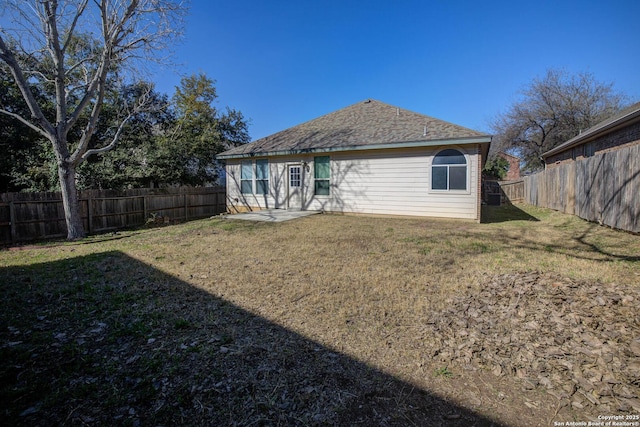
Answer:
[301,159,310,210]
[477,144,481,222]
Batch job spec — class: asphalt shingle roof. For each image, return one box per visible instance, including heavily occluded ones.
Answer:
[218,99,490,159]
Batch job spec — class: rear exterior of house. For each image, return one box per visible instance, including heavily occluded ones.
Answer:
[218,100,491,221]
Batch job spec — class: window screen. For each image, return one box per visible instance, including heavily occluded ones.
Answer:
[314,156,330,196]
[431,149,467,191]
[241,160,253,194]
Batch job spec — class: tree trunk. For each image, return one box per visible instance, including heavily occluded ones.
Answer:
[58,162,86,240]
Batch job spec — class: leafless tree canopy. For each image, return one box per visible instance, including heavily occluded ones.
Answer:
[0,0,186,239]
[491,69,626,172]
[0,0,185,149]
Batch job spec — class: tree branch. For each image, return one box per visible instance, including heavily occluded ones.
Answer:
[64,50,109,134]
[0,35,55,138]
[25,69,56,84]
[69,68,108,165]
[64,0,137,134]
[73,81,153,166]
[80,112,133,160]
[64,55,98,79]
[0,108,51,139]
[61,0,89,54]
[43,1,69,127]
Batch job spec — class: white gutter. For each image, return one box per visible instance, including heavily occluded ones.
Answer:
[217,136,492,160]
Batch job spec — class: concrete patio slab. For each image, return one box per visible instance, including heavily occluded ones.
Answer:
[225,209,321,223]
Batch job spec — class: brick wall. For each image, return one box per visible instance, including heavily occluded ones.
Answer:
[494,152,521,181]
[499,153,521,180]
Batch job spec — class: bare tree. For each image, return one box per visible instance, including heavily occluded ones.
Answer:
[0,0,186,239]
[491,69,627,172]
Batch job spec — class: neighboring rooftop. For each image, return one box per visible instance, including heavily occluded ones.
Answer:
[543,101,640,158]
[218,99,490,159]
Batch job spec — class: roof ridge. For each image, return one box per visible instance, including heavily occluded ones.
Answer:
[359,99,488,136]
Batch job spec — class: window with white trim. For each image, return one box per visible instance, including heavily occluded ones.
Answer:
[289,166,301,187]
[314,156,330,195]
[241,160,253,194]
[256,159,269,194]
[431,149,467,191]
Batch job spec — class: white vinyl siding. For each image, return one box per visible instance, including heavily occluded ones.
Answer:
[311,147,479,219]
[226,145,480,219]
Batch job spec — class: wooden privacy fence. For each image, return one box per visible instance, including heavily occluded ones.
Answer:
[496,179,525,204]
[0,186,226,243]
[499,144,639,233]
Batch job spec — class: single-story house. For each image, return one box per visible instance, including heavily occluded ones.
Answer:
[542,101,640,167]
[217,99,492,221]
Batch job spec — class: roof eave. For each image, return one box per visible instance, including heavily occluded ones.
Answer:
[217,135,492,160]
[542,108,640,158]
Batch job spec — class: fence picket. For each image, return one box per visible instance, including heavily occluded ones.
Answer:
[499,145,639,233]
[0,187,226,243]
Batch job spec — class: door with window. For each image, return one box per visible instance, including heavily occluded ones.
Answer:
[287,165,302,209]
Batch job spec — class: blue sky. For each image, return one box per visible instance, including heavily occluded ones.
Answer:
[153,0,640,141]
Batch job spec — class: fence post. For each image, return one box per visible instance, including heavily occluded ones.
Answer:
[184,193,188,221]
[9,201,16,243]
[143,195,148,221]
[87,194,93,234]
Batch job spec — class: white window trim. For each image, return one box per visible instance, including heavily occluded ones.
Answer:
[255,158,269,195]
[239,159,270,195]
[287,163,302,188]
[313,155,331,197]
[428,148,472,195]
[240,160,253,194]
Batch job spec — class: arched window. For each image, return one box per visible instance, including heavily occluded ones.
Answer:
[432,149,467,191]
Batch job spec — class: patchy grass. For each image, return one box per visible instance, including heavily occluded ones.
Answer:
[434,367,454,379]
[1,204,638,426]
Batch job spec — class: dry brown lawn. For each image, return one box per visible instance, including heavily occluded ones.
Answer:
[1,204,638,426]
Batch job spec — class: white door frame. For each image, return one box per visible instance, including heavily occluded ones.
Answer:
[287,163,303,210]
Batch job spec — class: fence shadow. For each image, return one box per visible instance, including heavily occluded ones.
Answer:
[481,204,540,224]
[0,252,503,426]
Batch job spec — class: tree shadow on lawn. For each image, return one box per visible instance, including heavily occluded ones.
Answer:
[3,231,143,251]
[481,204,539,224]
[0,251,504,426]
[481,206,640,263]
